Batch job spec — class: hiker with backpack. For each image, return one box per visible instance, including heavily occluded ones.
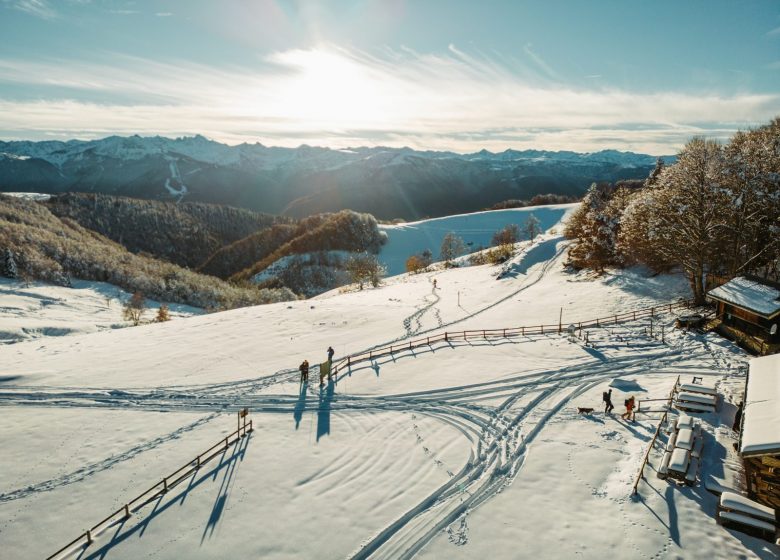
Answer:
[603,389,614,414]
[621,396,635,422]
[299,360,309,383]
[327,346,334,363]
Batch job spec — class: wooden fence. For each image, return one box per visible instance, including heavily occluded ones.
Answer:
[630,376,680,496]
[47,416,253,560]
[333,299,694,376]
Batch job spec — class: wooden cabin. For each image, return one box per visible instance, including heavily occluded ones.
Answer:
[707,276,780,354]
[739,354,780,510]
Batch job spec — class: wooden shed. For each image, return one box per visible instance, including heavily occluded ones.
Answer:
[707,276,780,353]
[739,354,780,509]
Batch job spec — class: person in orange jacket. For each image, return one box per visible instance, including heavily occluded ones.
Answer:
[621,396,635,421]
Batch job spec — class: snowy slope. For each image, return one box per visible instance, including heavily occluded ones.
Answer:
[378,204,574,275]
[0,278,202,344]
[0,209,774,559]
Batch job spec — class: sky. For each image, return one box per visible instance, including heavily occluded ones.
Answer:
[0,0,779,154]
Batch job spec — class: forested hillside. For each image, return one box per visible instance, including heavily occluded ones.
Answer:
[0,195,295,309]
[44,193,288,269]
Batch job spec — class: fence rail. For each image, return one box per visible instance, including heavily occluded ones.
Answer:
[333,299,694,376]
[47,417,253,560]
[631,376,680,496]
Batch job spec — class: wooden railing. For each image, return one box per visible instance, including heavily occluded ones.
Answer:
[47,417,253,560]
[630,376,680,496]
[333,299,694,375]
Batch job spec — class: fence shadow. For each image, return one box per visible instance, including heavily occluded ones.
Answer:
[82,435,251,560]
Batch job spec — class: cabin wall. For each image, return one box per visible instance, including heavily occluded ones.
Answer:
[744,454,780,509]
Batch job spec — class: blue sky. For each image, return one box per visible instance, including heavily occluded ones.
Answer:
[1,0,779,154]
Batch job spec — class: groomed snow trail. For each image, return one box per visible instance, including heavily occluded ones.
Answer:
[0,315,723,559]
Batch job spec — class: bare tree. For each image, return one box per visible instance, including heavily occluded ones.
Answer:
[523,214,542,241]
[123,292,146,325]
[156,304,170,322]
[440,233,465,267]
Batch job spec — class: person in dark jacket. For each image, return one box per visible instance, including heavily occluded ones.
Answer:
[299,360,309,383]
[732,401,743,432]
[327,346,334,363]
[603,389,614,414]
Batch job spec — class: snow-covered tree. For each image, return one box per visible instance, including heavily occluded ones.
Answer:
[523,214,542,241]
[647,138,728,303]
[440,232,465,266]
[2,248,18,279]
[346,253,384,289]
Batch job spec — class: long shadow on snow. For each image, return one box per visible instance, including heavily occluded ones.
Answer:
[293,382,307,429]
[503,237,559,277]
[82,434,251,560]
[316,379,335,441]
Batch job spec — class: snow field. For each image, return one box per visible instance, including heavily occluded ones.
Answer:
[0,207,775,559]
[0,278,201,345]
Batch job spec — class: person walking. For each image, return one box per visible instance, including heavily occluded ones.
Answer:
[433,278,437,289]
[299,359,309,383]
[603,389,614,415]
[327,346,334,363]
[621,396,635,421]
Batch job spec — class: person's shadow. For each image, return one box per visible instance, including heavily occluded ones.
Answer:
[293,382,307,429]
[316,379,335,442]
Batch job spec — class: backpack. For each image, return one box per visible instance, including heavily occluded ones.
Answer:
[624,399,630,407]
[602,391,609,402]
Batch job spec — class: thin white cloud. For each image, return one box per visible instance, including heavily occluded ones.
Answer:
[5,0,57,19]
[155,12,173,17]
[0,46,777,154]
[522,43,560,82]
[767,26,780,36]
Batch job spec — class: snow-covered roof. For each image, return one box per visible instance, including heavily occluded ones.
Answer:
[741,354,780,456]
[707,276,780,318]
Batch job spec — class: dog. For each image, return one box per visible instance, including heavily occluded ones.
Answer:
[577,407,594,415]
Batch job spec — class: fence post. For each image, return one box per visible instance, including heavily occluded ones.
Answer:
[541,325,544,334]
[483,330,486,338]
[521,326,524,336]
[503,329,506,337]
[615,314,618,324]
[427,337,430,345]
[409,341,412,350]
[445,332,448,342]
[124,504,131,519]
[163,477,168,493]
[86,529,93,545]
[633,311,636,320]
[196,455,201,467]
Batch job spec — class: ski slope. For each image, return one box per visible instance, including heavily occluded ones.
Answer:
[0,209,774,560]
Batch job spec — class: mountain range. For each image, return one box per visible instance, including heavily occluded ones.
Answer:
[0,135,675,220]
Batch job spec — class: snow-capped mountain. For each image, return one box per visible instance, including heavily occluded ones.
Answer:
[0,135,675,220]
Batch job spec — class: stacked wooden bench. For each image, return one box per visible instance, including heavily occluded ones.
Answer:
[675,380,719,413]
[657,414,703,485]
[717,491,779,542]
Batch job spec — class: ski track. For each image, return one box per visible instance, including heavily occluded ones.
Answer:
[0,237,733,559]
[0,327,716,559]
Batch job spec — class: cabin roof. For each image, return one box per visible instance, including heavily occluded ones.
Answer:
[741,353,780,457]
[707,277,780,319]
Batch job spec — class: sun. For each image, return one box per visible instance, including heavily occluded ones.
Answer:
[265,48,388,128]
